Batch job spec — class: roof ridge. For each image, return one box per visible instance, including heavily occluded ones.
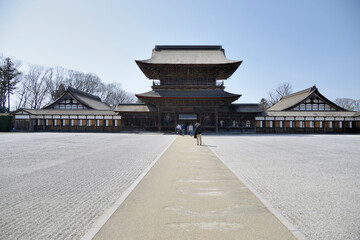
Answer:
[282,85,317,99]
[155,45,223,51]
[68,87,101,101]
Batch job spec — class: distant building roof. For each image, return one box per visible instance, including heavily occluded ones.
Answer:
[267,86,347,111]
[114,104,157,112]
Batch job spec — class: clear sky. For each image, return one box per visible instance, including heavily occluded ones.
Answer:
[1,0,359,104]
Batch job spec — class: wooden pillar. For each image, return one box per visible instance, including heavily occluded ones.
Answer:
[29,116,33,131]
[215,107,219,133]
[174,112,178,132]
[157,107,161,132]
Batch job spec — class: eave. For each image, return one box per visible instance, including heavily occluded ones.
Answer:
[135,61,242,80]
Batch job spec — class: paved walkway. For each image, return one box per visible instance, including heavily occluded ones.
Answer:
[92,136,298,240]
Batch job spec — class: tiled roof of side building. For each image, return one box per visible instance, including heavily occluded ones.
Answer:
[68,87,101,101]
[73,93,111,110]
[43,87,111,110]
[17,109,118,115]
[267,87,315,111]
[264,111,357,117]
[267,86,347,112]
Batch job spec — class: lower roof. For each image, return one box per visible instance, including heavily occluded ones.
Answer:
[136,90,241,99]
[219,104,263,113]
[114,104,157,112]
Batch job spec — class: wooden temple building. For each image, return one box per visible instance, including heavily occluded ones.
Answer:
[13,87,121,131]
[12,45,360,133]
[115,45,262,132]
[255,86,360,133]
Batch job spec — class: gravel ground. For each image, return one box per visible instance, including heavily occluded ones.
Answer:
[1,133,359,240]
[0,132,176,240]
[204,134,360,240]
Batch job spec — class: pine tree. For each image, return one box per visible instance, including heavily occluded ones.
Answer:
[0,58,21,111]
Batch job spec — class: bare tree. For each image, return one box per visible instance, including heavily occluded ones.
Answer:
[46,66,67,100]
[17,65,52,109]
[355,100,360,111]
[9,55,137,110]
[334,98,359,111]
[99,82,137,108]
[267,82,293,106]
[65,70,102,95]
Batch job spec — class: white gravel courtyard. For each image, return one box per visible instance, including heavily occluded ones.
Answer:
[205,134,360,240]
[0,132,176,240]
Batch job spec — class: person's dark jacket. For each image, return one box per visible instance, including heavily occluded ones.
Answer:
[194,125,202,138]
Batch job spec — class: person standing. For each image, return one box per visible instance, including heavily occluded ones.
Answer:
[176,124,181,135]
[188,124,194,136]
[181,124,186,136]
[194,123,203,145]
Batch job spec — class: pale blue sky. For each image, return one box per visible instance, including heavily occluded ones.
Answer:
[1,0,359,103]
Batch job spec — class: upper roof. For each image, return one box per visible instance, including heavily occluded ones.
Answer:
[267,86,347,111]
[136,45,242,65]
[43,87,111,110]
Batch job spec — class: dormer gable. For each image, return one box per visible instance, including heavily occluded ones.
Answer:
[43,87,111,110]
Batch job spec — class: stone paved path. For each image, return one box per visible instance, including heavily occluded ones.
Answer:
[93,136,298,240]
